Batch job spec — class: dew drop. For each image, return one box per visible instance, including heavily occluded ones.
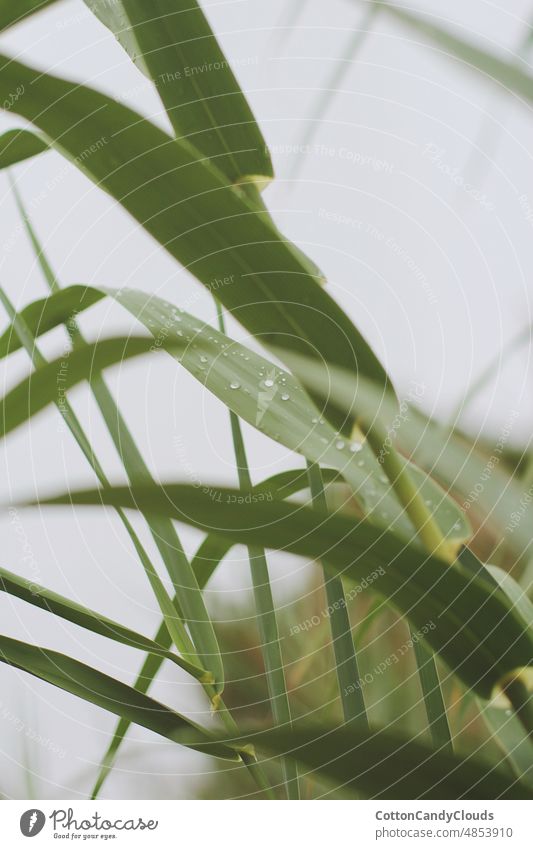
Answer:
[281,393,290,401]
[349,441,363,453]
[264,379,274,388]
[335,439,345,450]
[230,381,240,390]
[199,356,208,364]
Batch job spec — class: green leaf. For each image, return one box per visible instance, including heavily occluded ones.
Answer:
[0,53,389,432]
[8,194,224,697]
[193,722,532,798]
[375,1,533,105]
[91,464,335,798]
[0,0,60,31]
[0,129,49,169]
[0,632,238,761]
[84,0,272,185]
[0,286,470,547]
[0,565,208,682]
[29,481,533,700]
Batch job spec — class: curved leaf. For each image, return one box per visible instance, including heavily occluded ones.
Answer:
[0,565,208,682]
[194,722,532,799]
[28,481,533,700]
[0,287,469,546]
[0,633,239,761]
[0,129,49,169]
[375,1,533,105]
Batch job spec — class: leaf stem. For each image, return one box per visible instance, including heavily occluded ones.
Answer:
[360,418,453,752]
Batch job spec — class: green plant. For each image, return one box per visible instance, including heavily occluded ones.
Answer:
[0,0,531,800]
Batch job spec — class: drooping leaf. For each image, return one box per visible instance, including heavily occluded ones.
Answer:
[190,721,532,798]
[0,633,239,761]
[29,481,533,700]
[0,287,469,547]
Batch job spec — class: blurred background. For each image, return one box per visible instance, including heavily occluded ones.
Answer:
[1,0,532,798]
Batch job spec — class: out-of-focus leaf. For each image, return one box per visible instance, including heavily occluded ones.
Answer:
[0,0,60,31]
[0,53,390,433]
[182,721,533,799]
[375,1,533,105]
[0,129,49,169]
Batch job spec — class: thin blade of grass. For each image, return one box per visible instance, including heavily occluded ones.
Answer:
[0,288,199,672]
[185,722,533,799]
[372,1,533,104]
[306,460,368,726]
[11,186,224,692]
[0,0,60,30]
[216,303,298,800]
[0,565,208,682]
[0,51,391,434]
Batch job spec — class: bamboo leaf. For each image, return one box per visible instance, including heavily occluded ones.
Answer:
[0,565,208,682]
[0,632,238,761]
[0,129,49,169]
[0,53,389,432]
[28,481,533,700]
[84,0,272,185]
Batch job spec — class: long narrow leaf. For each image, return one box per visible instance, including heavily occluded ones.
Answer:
[306,461,368,725]
[0,0,60,30]
[0,286,470,547]
[29,481,533,700]
[0,633,237,761]
[0,565,208,682]
[192,722,532,799]
[11,196,224,694]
